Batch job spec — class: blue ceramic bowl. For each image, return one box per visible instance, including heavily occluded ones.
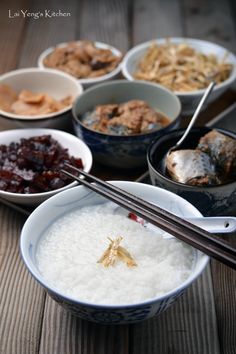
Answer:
[20,181,208,324]
[72,80,181,168]
[147,127,236,216]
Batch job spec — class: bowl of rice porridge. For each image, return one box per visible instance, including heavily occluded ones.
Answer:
[20,181,209,324]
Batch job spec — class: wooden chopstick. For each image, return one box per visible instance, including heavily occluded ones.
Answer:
[61,167,236,270]
[64,164,235,255]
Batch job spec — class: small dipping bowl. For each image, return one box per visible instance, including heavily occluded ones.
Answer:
[0,68,83,130]
[147,127,236,216]
[72,80,181,169]
[20,181,208,324]
[38,41,123,88]
[0,128,93,206]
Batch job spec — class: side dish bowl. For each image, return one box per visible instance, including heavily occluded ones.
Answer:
[0,68,83,130]
[0,128,92,206]
[122,38,236,115]
[72,80,181,168]
[147,127,236,216]
[38,41,123,88]
[20,181,209,324]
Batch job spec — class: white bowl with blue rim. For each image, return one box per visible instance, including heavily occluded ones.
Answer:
[20,181,209,324]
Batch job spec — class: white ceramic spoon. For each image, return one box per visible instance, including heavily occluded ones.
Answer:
[115,205,236,235]
[145,216,236,239]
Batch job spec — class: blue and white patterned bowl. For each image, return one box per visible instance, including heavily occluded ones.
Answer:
[72,80,181,168]
[147,127,236,216]
[20,181,209,324]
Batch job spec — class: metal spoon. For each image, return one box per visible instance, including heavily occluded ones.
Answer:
[167,81,216,157]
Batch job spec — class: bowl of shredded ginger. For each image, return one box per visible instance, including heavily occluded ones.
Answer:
[122,38,236,115]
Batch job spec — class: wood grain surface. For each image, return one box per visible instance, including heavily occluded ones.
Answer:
[0,0,236,353]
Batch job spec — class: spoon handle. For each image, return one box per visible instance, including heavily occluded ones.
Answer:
[186,216,236,234]
[174,81,216,149]
[146,216,236,238]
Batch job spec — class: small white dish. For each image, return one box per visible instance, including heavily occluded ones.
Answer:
[0,68,83,130]
[0,128,92,206]
[38,41,123,88]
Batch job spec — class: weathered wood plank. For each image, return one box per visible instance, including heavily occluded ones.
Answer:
[181,90,236,126]
[182,0,236,342]
[18,0,78,68]
[182,0,236,51]
[37,1,131,352]
[0,0,29,73]
[0,205,46,354]
[130,265,220,354]
[210,234,236,354]
[78,0,130,53]
[132,0,183,45]
[39,296,130,354]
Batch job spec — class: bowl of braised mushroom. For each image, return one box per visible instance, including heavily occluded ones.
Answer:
[0,68,83,130]
[72,80,181,168]
[147,127,236,215]
[38,40,123,87]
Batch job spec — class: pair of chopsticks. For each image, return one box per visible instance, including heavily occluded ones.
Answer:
[61,164,236,270]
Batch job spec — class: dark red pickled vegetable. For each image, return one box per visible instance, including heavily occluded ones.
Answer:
[0,135,84,194]
[128,212,145,226]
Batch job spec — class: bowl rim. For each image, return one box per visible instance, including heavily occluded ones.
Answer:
[72,79,182,137]
[122,37,236,96]
[147,126,236,189]
[20,181,209,310]
[38,40,123,85]
[0,67,83,120]
[0,128,93,200]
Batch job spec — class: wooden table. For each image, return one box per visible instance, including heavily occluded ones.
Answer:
[0,1,236,353]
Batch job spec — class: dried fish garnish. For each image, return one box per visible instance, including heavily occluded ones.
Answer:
[134,40,233,92]
[98,236,137,268]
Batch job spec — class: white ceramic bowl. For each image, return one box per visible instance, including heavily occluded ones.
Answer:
[38,41,123,88]
[20,181,209,324]
[0,128,92,205]
[122,38,236,115]
[0,68,83,130]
